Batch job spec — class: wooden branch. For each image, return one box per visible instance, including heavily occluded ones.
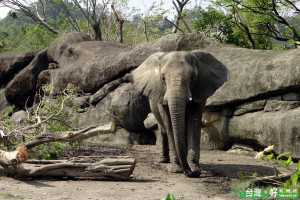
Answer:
[181,17,192,33]
[165,17,185,33]
[250,173,292,186]
[25,122,116,149]
[1,156,136,179]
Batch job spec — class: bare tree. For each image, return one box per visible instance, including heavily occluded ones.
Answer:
[172,0,191,34]
[65,0,111,40]
[229,0,300,48]
[0,0,112,40]
[111,4,124,43]
[0,0,59,34]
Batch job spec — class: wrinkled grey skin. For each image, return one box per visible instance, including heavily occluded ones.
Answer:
[132,51,228,177]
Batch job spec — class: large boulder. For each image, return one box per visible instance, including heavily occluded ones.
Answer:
[0,50,37,87]
[111,83,150,132]
[201,45,300,157]
[204,46,300,106]
[229,106,300,158]
[37,32,219,94]
[5,49,48,106]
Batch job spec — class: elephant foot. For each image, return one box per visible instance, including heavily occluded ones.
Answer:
[158,156,170,163]
[184,169,201,178]
[169,163,183,173]
[189,162,201,176]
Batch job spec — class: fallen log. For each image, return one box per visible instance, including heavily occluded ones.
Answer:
[0,122,137,179]
[2,156,136,179]
[25,122,116,148]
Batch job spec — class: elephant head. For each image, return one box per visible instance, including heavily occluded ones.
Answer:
[132,50,228,177]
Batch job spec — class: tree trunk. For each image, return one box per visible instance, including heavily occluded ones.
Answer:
[92,23,102,41]
[111,4,124,43]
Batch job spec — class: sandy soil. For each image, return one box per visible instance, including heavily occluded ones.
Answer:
[0,144,287,200]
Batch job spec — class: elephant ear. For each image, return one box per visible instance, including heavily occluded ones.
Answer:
[191,50,228,103]
[132,52,166,103]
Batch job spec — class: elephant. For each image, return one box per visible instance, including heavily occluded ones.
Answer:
[131,50,228,177]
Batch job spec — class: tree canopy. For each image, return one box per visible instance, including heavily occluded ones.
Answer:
[0,0,299,50]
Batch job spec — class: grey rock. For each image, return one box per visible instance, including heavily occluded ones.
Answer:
[111,83,150,132]
[230,143,254,151]
[205,46,300,107]
[78,92,115,128]
[222,107,234,117]
[85,128,139,145]
[227,143,255,156]
[234,100,266,116]
[38,32,219,94]
[228,107,300,159]
[5,49,48,106]
[226,143,256,156]
[264,100,300,112]
[201,111,230,150]
[73,96,90,108]
[0,90,11,111]
[268,96,283,101]
[0,50,37,87]
[10,110,27,125]
[283,93,300,101]
[143,113,158,130]
[89,78,123,105]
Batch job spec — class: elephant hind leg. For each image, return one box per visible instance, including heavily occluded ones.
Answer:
[186,102,204,177]
[158,125,170,163]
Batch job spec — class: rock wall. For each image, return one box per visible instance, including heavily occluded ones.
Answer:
[201,45,300,158]
[1,32,300,158]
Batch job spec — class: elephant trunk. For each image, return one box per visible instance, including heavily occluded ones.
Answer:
[168,90,194,177]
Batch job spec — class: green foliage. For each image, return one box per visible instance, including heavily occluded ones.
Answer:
[194,5,274,49]
[0,0,174,49]
[256,147,300,193]
[33,83,80,133]
[29,142,64,159]
[230,178,253,191]
[0,105,15,134]
[0,84,80,156]
[0,191,11,197]
[203,0,300,49]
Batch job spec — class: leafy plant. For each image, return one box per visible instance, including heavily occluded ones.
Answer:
[0,84,80,156]
[255,145,300,194]
[29,142,64,160]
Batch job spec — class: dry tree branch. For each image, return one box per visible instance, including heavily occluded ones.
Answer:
[165,17,185,33]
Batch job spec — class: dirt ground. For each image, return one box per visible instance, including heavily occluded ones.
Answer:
[0,144,288,200]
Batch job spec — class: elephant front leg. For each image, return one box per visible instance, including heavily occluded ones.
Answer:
[158,105,183,173]
[186,102,204,177]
